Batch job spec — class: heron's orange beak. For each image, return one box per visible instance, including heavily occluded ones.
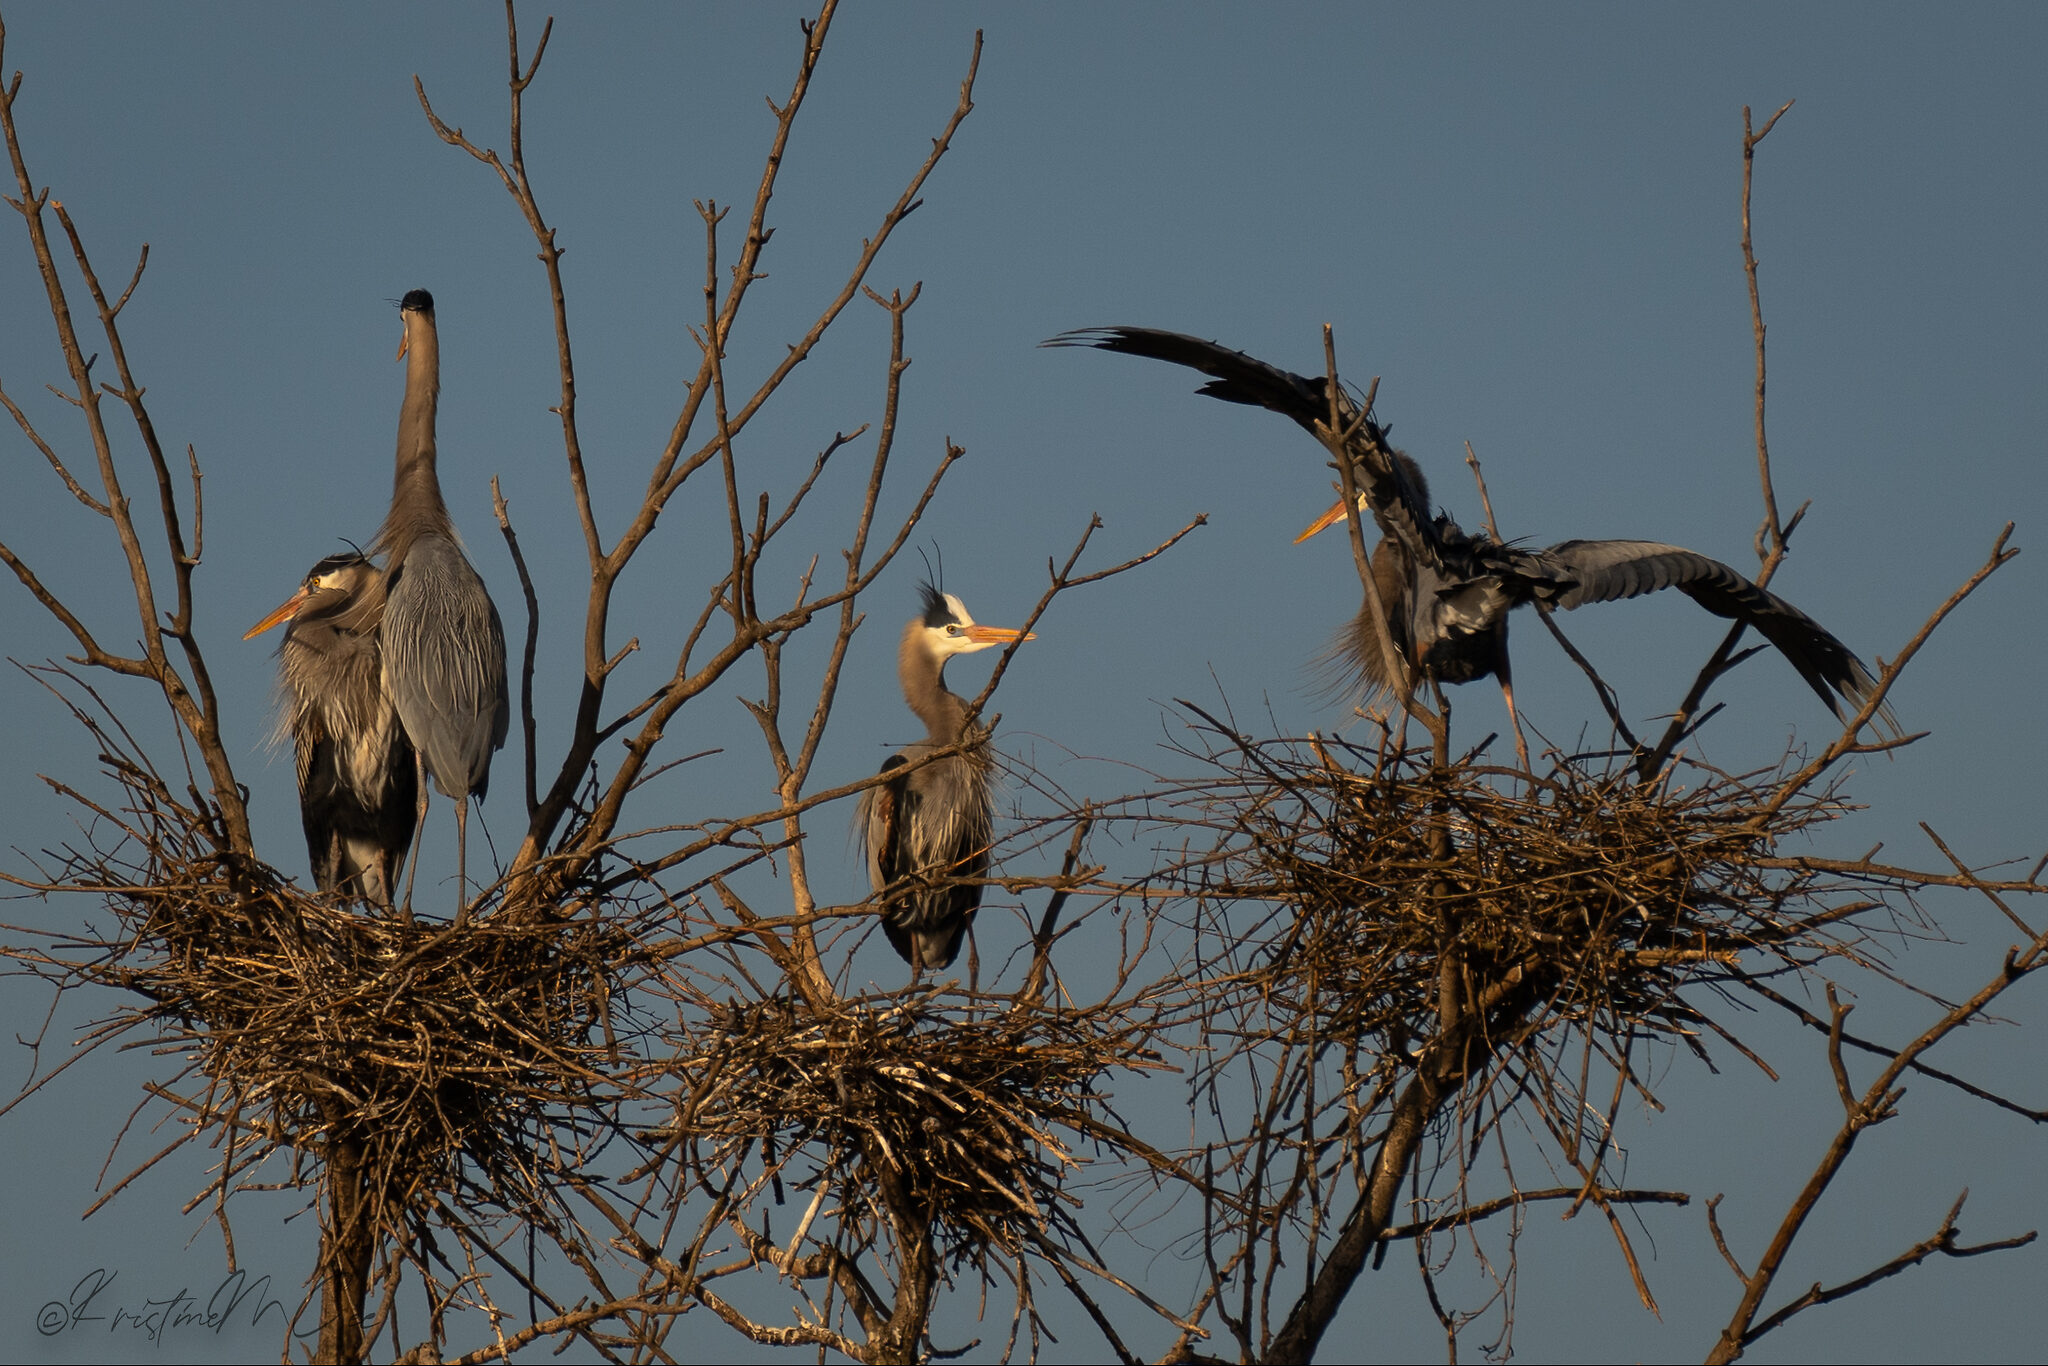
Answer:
[965,625,1035,646]
[1294,493,1357,545]
[397,331,409,362]
[244,586,313,640]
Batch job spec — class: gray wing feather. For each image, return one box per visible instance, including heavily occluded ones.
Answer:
[856,745,992,969]
[1540,541,1739,606]
[1046,327,1333,436]
[1048,326,1439,566]
[1538,539,1889,723]
[382,535,508,801]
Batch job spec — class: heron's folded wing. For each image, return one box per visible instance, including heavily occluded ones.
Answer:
[859,755,912,893]
[382,539,510,802]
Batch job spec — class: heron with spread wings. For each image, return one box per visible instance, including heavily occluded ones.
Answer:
[1050,327,1890,758]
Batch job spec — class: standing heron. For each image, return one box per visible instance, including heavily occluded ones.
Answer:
[1050,327,1891,757]
[858,584,1034,973]
[245,551,418,907]
[375,289,509,921]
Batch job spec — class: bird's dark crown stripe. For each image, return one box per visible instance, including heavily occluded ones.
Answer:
[310,551,369,577]
[917,581,953,627]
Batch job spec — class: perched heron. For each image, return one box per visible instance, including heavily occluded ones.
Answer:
[858,585,1034,972]
[1050,327,1890,756]
[374,289,509,921]
[245,552,418,907]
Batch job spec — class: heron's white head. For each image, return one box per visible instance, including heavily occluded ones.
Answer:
[912,583,1034,661]
[244,553,383,639]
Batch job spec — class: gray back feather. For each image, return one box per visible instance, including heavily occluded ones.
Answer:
[381,534,509,800]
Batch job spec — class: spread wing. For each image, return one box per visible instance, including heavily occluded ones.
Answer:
[1045,326,1437,554]
[1533,539,1892,726]
[1047,327,1334,435]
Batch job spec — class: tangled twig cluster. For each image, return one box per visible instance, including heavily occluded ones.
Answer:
[1,690,648,1336]
[1173,726,1882,1061]
[661,989,1163,1267]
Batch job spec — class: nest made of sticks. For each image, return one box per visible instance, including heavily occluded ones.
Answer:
[154,889,633,1213]
[1174,731,1876,1057]
[6,726,645,1233]
[662,991,1160,1266]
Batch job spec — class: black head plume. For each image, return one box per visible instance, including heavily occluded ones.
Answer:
[913,543,954,626]
[917,580,953,628]
[916,543,947,592]
[398,288,435,314]
[308,550,372,580]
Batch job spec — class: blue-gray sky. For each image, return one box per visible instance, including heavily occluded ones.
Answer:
[2,4,2043,1361]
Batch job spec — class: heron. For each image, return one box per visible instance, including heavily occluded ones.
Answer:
[858,584,1034,973]
[1050,327,1890,759]
[244,551,418,908]
[374,289,509,922]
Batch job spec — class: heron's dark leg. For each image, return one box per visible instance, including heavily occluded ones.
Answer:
[399,750,428,927]
[453,796,470,931]
[1497,664,1532,773]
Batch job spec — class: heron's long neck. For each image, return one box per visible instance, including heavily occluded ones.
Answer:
[374,318,454,568]
[900,622,971,744]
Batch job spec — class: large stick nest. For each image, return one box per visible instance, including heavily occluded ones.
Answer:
[1172,729,1883,1057]
[661,990,1160,1265]
[4,717,645,1235]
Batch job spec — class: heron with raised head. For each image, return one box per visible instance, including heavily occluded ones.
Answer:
[245,551,418,907]
[1050,327,1890,759]
[375,289,509,922]
[859,584,1034,973]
